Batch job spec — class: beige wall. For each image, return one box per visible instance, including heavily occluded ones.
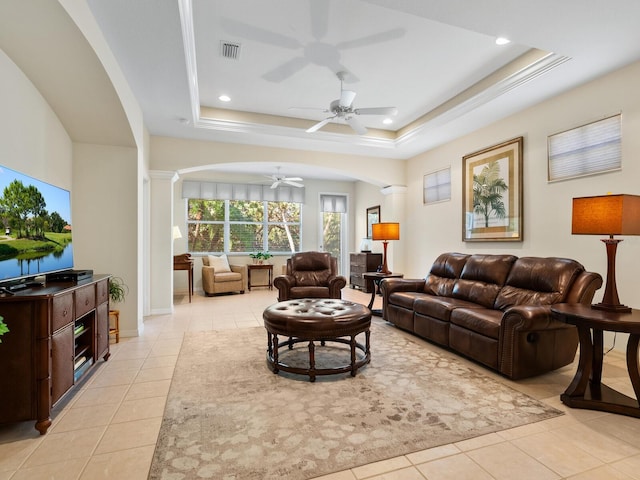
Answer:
[151,136,406,188]
[72,143,139,337]
[404,60,640,351]
[0,49,72,187]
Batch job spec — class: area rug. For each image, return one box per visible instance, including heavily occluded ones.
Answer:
[149,320,562,480]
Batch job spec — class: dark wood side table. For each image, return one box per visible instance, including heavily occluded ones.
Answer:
[248,263,273,291]
[551,303,640,418]
[173,253,194,302]
[362,272,403,316]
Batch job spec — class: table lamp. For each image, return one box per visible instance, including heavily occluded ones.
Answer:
[572,194,640,313]
[371,222,400,274]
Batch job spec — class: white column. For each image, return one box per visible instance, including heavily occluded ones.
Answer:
[149,170,179,314]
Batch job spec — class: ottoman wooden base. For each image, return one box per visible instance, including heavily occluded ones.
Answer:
[263,298,371,382]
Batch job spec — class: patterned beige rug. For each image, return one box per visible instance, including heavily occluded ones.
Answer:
[149,319,562,480]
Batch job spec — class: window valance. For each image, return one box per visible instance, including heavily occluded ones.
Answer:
[320,194,347,213]
[182,180,305,203]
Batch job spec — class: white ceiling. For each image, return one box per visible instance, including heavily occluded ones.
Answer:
[8,0,640,181]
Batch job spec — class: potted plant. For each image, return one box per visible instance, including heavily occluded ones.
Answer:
[109,276,128,304]
[108,276,128,343]
[0,316,8,343]
[250,252,272,264]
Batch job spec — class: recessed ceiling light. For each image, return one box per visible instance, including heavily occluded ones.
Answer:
[495,37,511,46]
[218,95,231,102]
[383,118,393,125]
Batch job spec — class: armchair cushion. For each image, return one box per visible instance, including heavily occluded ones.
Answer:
[207,254,231,273]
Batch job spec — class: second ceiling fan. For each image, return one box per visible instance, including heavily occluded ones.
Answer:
[304,72,397,135]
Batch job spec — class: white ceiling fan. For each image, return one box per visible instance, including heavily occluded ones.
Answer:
[303,72,398,135]
[265,167,304,189]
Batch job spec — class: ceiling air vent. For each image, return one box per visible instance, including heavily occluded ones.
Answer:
[220,41,241,60]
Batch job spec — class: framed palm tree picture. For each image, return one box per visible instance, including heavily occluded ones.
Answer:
[462,137,523,242]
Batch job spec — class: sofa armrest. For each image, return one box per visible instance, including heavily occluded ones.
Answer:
[328,275,347,298]
[380,278,426,319]
[498,305,578,379]
[273,275,296,301]
[202,265,216,293]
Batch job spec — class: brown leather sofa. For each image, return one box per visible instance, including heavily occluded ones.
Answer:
[381,253,603,379]
[274,251,347,302]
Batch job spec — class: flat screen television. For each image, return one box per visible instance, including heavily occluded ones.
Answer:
[0,165,73,287]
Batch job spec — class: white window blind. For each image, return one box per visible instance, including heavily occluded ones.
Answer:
[320,194,347,213]
[548,114,621,182]
[182,180,305,203]
[423,167,451,204]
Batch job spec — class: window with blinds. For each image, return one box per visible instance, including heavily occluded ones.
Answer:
[548,114,621,182]
[423,167,451,204]
[186,199,301,254]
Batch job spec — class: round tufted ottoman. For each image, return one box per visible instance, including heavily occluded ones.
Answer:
[263,298,371,382]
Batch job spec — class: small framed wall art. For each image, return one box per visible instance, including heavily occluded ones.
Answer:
[462,136,523,242]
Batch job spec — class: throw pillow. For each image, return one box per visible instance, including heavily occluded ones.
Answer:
[207,254,231,273]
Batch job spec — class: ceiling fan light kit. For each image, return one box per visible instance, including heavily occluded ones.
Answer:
[304,71,397,136]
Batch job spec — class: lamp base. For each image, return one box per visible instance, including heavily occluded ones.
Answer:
[591,302,632,313]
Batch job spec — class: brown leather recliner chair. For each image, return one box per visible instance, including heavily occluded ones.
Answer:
[274,251,347,301]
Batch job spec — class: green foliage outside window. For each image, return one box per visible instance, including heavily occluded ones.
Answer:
[187,199,301,254]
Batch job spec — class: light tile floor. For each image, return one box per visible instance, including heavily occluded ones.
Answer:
[2,287,640,479]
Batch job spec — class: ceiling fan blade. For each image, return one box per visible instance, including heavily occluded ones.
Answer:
[306,117,333,133]
[310,1,329,40]
[283,180,304,188]
[221,18,301,49]
[270,180,280,189]
[263,56,310,82]
[340,90,356,108]
[284,177,303,182]
[288,106,328,112]
[335,28,406,50]
[346,116,368,135]
[354,106,398,116]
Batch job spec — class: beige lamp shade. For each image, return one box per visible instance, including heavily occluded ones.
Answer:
[371,222,400,241]
[572,194,640,235]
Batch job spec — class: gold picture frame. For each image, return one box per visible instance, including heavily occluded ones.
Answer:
[366,205,380,239]
[462,137,523,242]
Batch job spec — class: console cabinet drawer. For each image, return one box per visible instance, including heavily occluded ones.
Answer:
[75,285,96,318]
[52,294,74,332]
[96,279,109,305]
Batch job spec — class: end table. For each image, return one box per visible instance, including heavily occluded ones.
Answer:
[551,303,640,418]
[362,272,403,316]
[247,263,273,291]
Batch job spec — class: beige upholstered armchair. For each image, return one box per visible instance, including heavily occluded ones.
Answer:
[273,251,346,301]
[202,255,246,296]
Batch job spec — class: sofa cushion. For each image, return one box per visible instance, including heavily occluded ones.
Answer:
[494,257,584,310]
[452,254,517,307]
[388,291,425,310]
[423,252,469,296]
[450,307,503,339]
[413,295,483,322]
